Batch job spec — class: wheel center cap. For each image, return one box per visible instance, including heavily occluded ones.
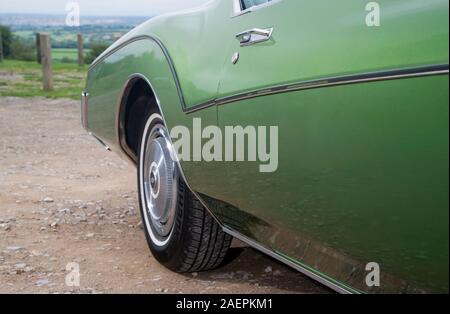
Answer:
[150,171,157,188]
[149,162,161,199]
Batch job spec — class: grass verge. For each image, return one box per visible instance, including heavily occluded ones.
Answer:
[0,59,88,100]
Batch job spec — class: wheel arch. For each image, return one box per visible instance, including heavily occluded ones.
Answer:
[116,74,163,163]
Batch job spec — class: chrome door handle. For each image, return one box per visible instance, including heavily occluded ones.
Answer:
[236,27,273,46]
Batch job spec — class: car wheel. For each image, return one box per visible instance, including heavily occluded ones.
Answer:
[138,112,232,272]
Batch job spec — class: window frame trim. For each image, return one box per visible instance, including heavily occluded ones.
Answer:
[232,0,282,18]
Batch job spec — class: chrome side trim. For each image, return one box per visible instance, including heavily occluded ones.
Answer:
[81,91,111,152]
[81,91,89,130]
[184,64,449,114]
[90,132,111,151]
[116,73,224,227]
[222,226,354,294]
[181,100,216,114]
[216,65,450,106]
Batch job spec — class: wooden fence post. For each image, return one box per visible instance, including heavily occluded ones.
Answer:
[77,34,84,66]
[36,33,42,64]
[39,33,53,91]
[0,31,4,63]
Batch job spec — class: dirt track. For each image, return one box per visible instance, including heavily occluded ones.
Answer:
[0,97,330,294]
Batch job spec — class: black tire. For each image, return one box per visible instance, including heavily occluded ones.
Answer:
[137,112,232,272]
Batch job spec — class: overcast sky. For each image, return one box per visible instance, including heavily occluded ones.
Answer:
[0,0,210,16]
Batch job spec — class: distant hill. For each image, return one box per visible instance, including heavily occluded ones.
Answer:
[0,13,152,49]
[0,13,150,28]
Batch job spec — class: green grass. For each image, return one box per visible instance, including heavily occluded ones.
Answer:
[0,59,88,100]
[14,30,34,38]
[52,48,91,62]
[52,48,78,61]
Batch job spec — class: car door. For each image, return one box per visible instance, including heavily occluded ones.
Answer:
[201,0,449,293]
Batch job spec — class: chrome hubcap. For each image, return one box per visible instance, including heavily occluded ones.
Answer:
[143,124,178,238]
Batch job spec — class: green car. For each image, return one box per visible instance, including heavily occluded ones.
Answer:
[81,0,449,293]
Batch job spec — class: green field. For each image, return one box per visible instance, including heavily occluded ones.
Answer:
[0,59,87,99]
[52,48,92,63]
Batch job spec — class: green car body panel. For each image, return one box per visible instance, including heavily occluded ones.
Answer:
[83,0,449,293]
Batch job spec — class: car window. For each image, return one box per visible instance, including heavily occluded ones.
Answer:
[240,0,273,10]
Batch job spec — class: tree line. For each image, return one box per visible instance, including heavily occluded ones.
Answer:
[0,24,108,64]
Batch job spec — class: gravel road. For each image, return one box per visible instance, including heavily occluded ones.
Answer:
[0,97,330,294]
